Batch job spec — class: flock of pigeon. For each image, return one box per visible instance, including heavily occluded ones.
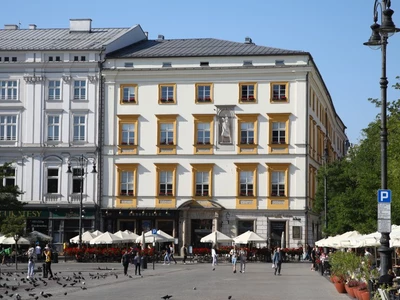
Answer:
[0,268,123,300]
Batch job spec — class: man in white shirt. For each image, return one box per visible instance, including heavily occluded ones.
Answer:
[27,244,37,279]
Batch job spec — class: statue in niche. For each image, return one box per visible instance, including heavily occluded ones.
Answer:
[220,116,231,144]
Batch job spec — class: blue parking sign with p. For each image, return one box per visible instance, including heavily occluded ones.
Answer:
[378,189,392,203]
[152,229,157,234]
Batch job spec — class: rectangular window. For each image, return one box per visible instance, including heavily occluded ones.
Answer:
[0,167,15,187]
[159,171,173,196]
[272,83,287,101]
[196,84,212,102]
[73,115,86,141]
[122,123,135,145]
[12,57,17,62]
[159,84,176,103]
[55,56,61,62]
[197,123,210,144]
[0,80,18,100]
[240,171,253,196]
[48,80,61,100]
[160,123,174,145]
[121,85,136,103]
[73,80,86,100]
[195,171,209,196]
[0,115,17,141]
[240,83,256,102]
[271,171,285,197]
[272,122,286,144]
[47,168,59,194]
[74,56,79,62]
[72,168,84,194]
[240,122,254,144]
[80,56,86,61]
[120,171,134,196]
[47,115,60,141]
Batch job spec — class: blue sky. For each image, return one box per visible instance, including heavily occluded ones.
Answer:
[3,0,400,143]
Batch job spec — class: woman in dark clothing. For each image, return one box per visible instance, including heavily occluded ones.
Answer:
[122,248,132,276]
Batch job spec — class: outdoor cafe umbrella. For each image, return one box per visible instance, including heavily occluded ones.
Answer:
[232,230,265,244]
[114,230,139,243]
[200,231,232,245]
[135,232,170,243]
[70,231,96,243]
[26,231,53,242]
[91,230,103,237]
[0,236,30,245]
[89,231,125,245]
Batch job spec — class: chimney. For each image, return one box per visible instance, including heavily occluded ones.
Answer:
[69,19,92,32]
[144,31,148,38]
[157,34,165,41]
[244,36,253,44]
[29,24,37,30]
[4,24,18,30]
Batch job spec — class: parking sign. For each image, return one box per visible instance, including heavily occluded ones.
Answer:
[378,189,391,203]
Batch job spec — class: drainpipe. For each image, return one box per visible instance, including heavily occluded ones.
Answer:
[305,71,310,246]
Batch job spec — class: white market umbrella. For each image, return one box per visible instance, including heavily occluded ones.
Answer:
[70,231,96,243]
[0,236,30,245]
[91,230,103,237]
[114,230,139,242]
[135,232,170,243]
[89,231,125,245]
[233,230,264,244]
[315,237,328,247]
[339,231,364,248]
[326,231,361,249]
[156,230,174,242]
[201,231,232,244]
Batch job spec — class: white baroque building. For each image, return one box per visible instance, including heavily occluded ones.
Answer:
[102,35,348,248]
[0,19,147,250]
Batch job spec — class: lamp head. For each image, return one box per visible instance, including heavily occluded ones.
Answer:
[364,23,382,49]
[91,163,97,173]
[380,8,400,36]
[66,163,72,174]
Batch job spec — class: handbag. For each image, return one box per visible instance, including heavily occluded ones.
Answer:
[271,263,275,269]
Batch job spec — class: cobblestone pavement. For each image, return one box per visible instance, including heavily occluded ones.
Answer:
[0,260,351,300]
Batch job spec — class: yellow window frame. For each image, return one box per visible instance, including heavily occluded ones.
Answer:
[117,115,139,155]
[190,163,214,199]
[158,83,177,104]
[155,163,178,208]
[115,163,138,208]
[193,114,215,154]
[234,163,258,209]
[236,114,259,154]
[156,114,178,155]
[267,113,290,154]
[266,163,290,210]
[270,82,289,103]
[239,82,257,103]
[120,84,138,104]
[195,83,213,103]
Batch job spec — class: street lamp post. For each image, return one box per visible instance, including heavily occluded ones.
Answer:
[14,234,19,270]
[364,0,399,277]
[67,155,97,249]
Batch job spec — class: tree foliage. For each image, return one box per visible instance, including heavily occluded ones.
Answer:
[0,214,26,238]
[314,77,400,235]
[0,162,25,229]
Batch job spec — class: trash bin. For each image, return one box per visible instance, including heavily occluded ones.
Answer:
[52,252,58,263]
[42,263,47,278]
[141,256,147,269]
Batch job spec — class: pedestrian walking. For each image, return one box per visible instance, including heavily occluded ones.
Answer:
[273,247,283,275]
[229,246,238,273]
[26,244,37,279]
[239,247,247,273]
[134,251,141,276]
[163,245,171,265]
[169,244,177,264]
[43,245,53,279]
[310,246,317,270]
[211,246,217,271]
[121,248,132,276]
[181,244,188,264]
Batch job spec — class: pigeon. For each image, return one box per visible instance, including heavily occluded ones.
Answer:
[228,296,232,299]
[161,295,173,300]
[64,292,67,296]
[193,287,196,290]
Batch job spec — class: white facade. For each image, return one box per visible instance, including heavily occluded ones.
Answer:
[102,46,348,248]
[0,20,147,250]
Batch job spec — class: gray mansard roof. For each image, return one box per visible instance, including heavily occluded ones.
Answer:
[0,28,131,51]
[107,38,306,58]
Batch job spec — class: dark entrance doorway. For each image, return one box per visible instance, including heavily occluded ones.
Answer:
[191,219,212,247]
[270,221,286,248]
